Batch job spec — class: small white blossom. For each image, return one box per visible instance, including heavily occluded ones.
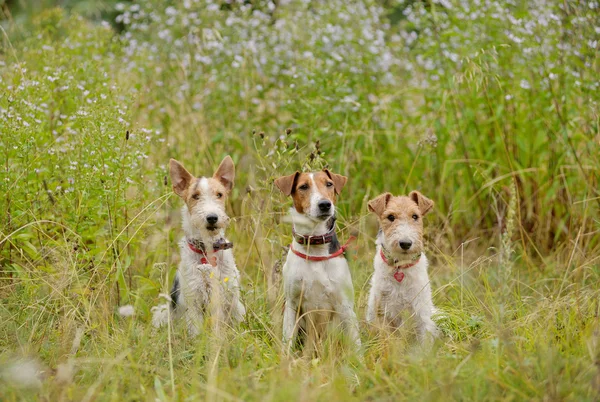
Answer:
[118,305,135,317]
[520,80,531,89]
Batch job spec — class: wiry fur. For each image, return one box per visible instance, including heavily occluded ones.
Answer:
[152,157,245,335]
[366,191,439,342]
[275,171,361,355]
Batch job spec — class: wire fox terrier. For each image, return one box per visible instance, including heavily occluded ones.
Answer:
[275,169,361,355]
[152,156,245,335]
[366,191,439,342]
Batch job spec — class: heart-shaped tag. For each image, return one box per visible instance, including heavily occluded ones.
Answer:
[393,271,405,283]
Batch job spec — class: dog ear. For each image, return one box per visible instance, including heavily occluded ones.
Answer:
[213,155,235,191]
[323,169,348,195]
[170,159,194,198]
[274,171,300,196]
[368,192,392,216]
[409,190,434,216]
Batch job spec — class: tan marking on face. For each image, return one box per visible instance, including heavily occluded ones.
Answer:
[289,172,336,214]
[378,196,424,241]
[183,177,228,211]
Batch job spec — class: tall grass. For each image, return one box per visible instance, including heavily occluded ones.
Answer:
[1,1,599,400]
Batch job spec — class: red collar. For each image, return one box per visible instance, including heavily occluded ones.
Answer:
[290,236,356,262]
[187,241,212,264]
[379,249,420,283]
[187,238,233,265]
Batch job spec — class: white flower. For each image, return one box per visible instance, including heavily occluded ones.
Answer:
[118,305,135,317]
[520,80,531,89]
[2,358,43,389]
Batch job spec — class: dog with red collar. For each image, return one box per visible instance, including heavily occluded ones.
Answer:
[366,191,439,342]
[151,156,245,336]
[275,169,361,355]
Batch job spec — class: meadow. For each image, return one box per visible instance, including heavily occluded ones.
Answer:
[1,0,599,400]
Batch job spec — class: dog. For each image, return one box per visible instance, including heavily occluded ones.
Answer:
[366,191,439,342]
[151,156,245,335]
[274,169,361,355]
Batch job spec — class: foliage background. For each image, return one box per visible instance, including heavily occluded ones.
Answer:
[1,0,599,400]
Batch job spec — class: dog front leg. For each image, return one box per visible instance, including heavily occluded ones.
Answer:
[366,287,377,325]
[337,302,362,352]
[184,306,204,337]
[413,302,439,344]
[282,299,299,353]
[233,297,246,324]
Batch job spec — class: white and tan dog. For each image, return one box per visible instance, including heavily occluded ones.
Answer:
[152,156,245,335]
[275,169,361,355]
[366,191,439,342]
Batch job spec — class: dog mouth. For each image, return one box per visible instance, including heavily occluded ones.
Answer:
[206,225,218,231]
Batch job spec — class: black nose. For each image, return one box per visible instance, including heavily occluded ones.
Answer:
[399,241,412,250]
[318,200,332,212]
[206,214,218,225]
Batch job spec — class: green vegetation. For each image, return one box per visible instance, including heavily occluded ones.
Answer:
[1,1,598,400]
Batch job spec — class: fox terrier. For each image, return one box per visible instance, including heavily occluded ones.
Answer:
[275,169,361,355]
[152,156,245,335]
[366,191,439,342]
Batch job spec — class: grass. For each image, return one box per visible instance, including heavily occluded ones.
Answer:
[1,1,599,400]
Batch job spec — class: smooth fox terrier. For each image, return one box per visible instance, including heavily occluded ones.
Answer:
[275,169,361,354]
[152,156,245,335]
[366,191,439,342]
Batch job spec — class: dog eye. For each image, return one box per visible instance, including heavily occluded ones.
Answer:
[326,182,333,187]
[299,184,309,190]
[387,215,395,222]
[192,193,200,200]
[412,214,419,220]
[216,192,223,199]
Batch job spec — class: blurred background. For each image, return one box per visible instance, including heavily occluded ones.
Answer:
[1,0,599,400]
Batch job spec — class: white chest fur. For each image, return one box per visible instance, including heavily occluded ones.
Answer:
[366,245,438,341]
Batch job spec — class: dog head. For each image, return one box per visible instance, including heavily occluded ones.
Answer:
[169,156,234,239]
[368,191,433,259]
[274,169,347,222]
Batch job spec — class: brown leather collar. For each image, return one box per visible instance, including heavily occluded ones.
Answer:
[292,218,336,245]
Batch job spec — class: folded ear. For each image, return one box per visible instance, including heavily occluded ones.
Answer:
[368,192,392,216]
[170,159,194,198]
[274,171,300,196]
[213,155,235,191]
[323,169,347,195]
[409,190,434,216]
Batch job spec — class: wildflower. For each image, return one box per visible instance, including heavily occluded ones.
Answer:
[1,358,43,389]
[520,80,531,89]
[118,305,135,317]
